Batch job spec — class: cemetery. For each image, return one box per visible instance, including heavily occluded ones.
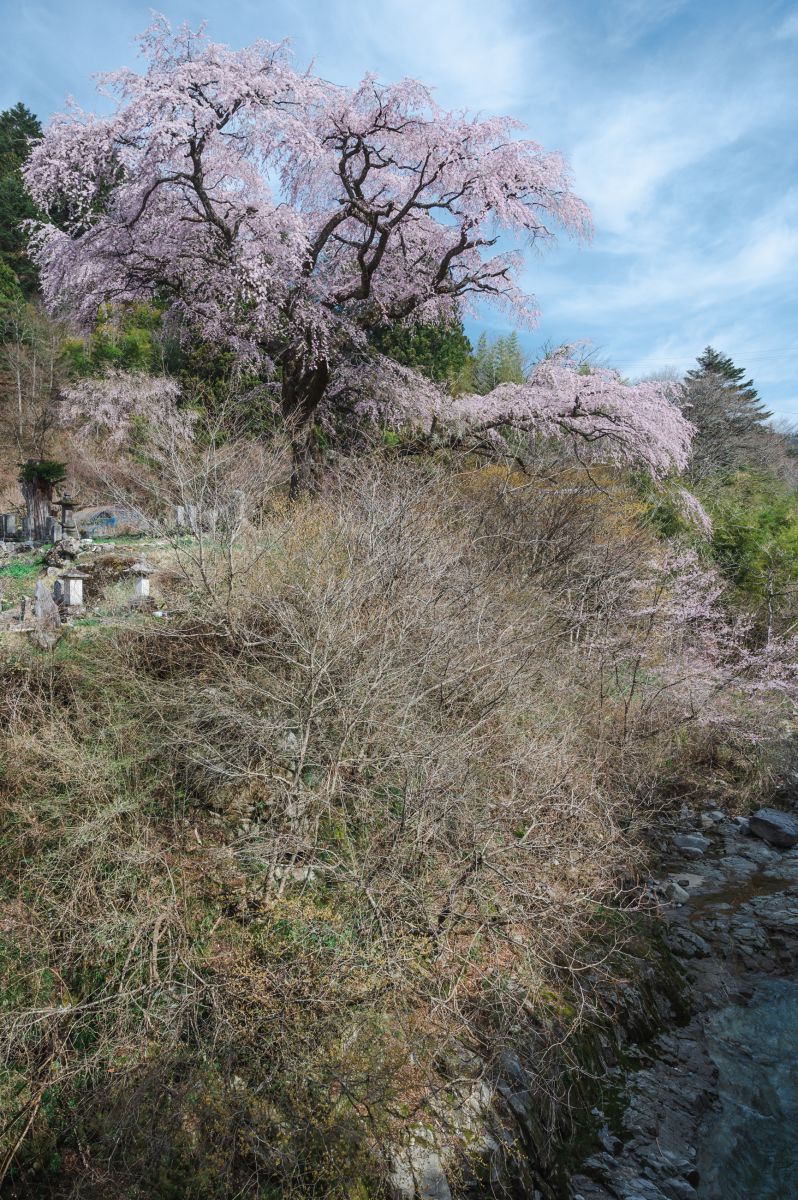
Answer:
[0,477,172,637]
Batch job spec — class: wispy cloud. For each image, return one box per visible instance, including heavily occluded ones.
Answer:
[308,0,537,110]
[777,9,798,38]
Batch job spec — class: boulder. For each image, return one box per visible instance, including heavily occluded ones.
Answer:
[43,537,80,567]
[665,880,689,905]
[748,808,798,849]
[673,834,711,859]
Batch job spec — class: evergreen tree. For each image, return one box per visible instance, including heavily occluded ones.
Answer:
[471,331,527,394]
[0,102,42,296]
[686,346,771,429]
[682,346,773,479]
[370,315,473,391]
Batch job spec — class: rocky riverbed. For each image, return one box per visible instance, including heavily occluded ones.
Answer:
[568,806,798,1200]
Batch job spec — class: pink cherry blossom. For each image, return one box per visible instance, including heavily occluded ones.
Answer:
[24,17,693,487]
[333,349,695,477]
[61,370,195,449]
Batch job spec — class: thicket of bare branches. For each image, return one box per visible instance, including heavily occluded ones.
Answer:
[1,458,791,1197]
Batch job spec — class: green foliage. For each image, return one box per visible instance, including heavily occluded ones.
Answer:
[0,260,24,347]
[0,259,23,312]
[19,458,66,487]
[62,302,174,377]
[637,462,798,631]
[0,103,42,296]
[472,330,527,393]
[704,470,798,606]
[0,559,41,580]
[370,313,473,390]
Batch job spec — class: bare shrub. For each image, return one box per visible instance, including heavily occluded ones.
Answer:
[1,459,793,1196]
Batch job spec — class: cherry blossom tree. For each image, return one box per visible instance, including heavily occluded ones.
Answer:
[61,370,195,449]
[330,348,695,478]
[23,16,691,490]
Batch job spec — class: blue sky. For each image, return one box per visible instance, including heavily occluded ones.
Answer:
[2,0,797,416]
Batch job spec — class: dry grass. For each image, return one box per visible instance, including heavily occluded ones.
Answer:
[0,458,786,1197]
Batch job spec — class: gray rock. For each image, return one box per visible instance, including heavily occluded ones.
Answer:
[412,1147,452,1200]
[622,1179,669,1200]
[597,1123,621,1153]
[667,881,690,905]
[668,928,712,958]
[673,834,711,858]
[43,537,80,567]
[736,839,775,863]
[387,1155,416,1200]
[749,808,798,849]
[670,872,705,892]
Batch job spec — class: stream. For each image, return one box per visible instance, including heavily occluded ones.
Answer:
[698,977,798,1199]
[569,811,798,1200]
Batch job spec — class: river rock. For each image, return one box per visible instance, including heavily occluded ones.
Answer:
[670,872,705,892]
[748,808,798,849]
[666,881,690,905]
[673,834,711,859]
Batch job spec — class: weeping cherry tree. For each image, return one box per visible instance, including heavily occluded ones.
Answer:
[24,17,692,490]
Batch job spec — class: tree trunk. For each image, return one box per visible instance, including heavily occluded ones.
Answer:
[281,358,330,499]
[20,471,54,542]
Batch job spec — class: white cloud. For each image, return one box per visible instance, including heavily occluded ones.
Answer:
[570,89,760,237]
[548,206,798,320]
[304,0,538,110]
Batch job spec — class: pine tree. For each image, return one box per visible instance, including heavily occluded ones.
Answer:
[686,346,771,432]
[682,347,773,480]
[0,102,42,296]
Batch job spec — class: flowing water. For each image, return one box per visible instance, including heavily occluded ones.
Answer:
[697,977,798,1199]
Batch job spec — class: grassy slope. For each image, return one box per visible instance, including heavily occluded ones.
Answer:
[0,462,782,1198]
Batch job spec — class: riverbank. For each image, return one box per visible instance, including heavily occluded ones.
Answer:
[568,805,798,1200]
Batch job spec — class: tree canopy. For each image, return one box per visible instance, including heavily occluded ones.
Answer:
[0,102,42,295]
[682,346,774,480]
[24,17,694,490]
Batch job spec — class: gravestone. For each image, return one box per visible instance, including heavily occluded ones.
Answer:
[60,569,88,612]
[30,580,62,649]
[128,560,154,603]
[59,493,79,538]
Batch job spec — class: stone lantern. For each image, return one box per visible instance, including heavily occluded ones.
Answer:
[128,560,154,603]
[59,492,79,538]
[59,568,88,612]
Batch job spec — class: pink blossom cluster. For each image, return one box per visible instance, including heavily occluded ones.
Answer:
[633,549,798,728]
[61,370,196,449]
[23,17,589,380]
[673,487,713,538]
[333,350,695,478]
